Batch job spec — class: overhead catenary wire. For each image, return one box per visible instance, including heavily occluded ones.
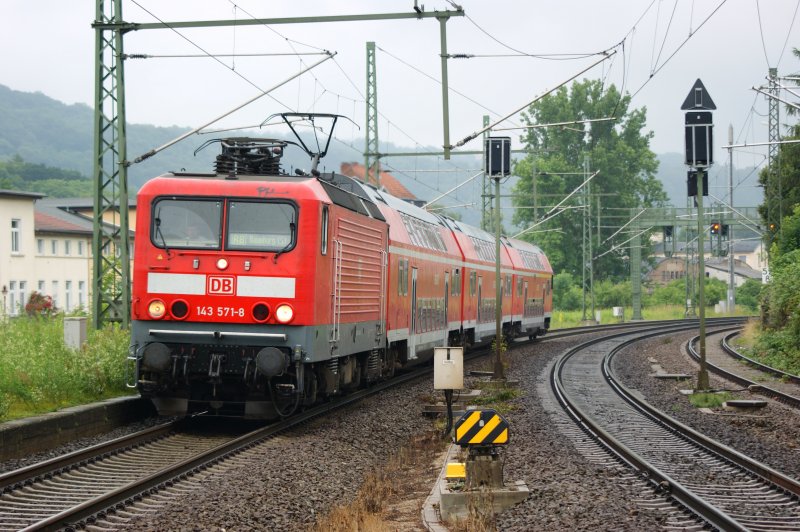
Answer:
[629,0,728,101]
[131,53,335,164]
[514,170,600,238]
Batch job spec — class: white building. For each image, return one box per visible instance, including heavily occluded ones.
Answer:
[1,190,44,315]
[1,191,93,316]
[34,200,95,313]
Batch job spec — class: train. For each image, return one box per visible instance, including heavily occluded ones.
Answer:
[129,114,553,418]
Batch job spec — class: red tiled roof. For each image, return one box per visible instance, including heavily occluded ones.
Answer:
[35,211,92,234]
[340,162,417,200]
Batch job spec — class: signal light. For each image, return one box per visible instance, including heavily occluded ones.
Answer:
[710,222,720,235]
[275,304,294,324]
[170,300,189,319]
[252,303,270,322]
[148,299,166,319]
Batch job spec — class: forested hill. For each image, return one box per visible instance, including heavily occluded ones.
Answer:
[0,83,761,209]
[0,83,216,190]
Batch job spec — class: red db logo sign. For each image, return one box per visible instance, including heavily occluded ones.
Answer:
[207,276,235,295]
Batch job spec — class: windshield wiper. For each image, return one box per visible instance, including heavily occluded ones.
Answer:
[154,209,172,257]
[273,222,296,264]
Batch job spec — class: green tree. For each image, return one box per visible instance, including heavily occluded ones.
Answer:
[736,278,762,311]
[758,124,800,236]
[512,79,666,280]
[552,272,582,311]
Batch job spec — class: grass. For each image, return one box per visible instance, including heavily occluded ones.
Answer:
[688,391,732,409]
[310,431,448,531]
[469,381,522,415]
[0,315,133,422]
[731,319,800,376]
[551,304,753,329]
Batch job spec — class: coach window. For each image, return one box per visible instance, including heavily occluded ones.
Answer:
[469,271,476,296]
[227,201,296,252]
[321,205,329,255]
[152,198,222,250]
[398,259,405,295]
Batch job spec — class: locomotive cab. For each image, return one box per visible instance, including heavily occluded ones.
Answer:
[130,133,391,418]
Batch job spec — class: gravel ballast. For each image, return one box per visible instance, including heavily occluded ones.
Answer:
[3,325,798,530]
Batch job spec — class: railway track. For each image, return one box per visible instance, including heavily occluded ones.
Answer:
[0,346,460,531]
[552,318,800,530]
[0,317,768,530]
[685,330,800,409]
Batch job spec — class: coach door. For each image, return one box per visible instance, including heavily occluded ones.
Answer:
[444,272,449,345]
[409,268,418,360]
[524,281,528,318]
[477,276,483,322]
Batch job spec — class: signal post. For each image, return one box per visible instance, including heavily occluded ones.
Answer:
[682,79,716,391]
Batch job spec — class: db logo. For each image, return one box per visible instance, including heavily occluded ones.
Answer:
[207,276,235,295]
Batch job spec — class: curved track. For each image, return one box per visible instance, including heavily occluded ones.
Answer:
[686,331,800,409]
[552,318,800,531]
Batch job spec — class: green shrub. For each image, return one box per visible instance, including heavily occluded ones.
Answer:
[0,316,132,421]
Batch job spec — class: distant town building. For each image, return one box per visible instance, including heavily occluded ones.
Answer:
[340,162,422,206]
[1,192,134,317]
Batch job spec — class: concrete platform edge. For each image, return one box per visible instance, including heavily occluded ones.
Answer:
[0,395,153,461]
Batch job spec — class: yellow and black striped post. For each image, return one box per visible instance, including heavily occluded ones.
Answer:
[454,409,509,448]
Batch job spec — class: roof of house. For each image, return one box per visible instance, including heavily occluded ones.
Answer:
[37,196,137,210]
[339,162,417,201]
[705,257,762,279]
[0,189,45,200]
[34,204,94,235]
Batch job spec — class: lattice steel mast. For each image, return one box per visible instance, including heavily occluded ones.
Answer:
[92,0,130,329]
[364,41,379,186]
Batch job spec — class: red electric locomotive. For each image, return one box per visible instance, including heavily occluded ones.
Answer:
[129,114,552,418]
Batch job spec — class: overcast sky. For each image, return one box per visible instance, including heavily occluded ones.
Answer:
[2,0,798,182]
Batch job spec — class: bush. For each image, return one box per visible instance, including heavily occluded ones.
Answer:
[737,279,762,311]
[0,317,132,421]
[24,291,55,317]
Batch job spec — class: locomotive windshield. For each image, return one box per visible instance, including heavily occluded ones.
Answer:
[152,198,222,249]
[226,200,296,251]
[151,198,296,252]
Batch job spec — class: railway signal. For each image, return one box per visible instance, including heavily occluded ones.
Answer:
[682,78,716,392]
[486,136,511,381]
[710,222,720,235]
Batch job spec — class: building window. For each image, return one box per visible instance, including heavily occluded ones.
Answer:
[51,280,59,308]
[65,280,72,311]
[19,281,26,312]
[38,280,45,292]
[78,281,85,309]
[11,219,21,253]
[78,240,84,256]
[37,238,44,254]
[9,281,17,315]
[64,240,71,256]
[51,239,58,255]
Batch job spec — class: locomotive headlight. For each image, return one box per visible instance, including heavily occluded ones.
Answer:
[216,258,229,270]
[275,304,294,324]
[148,299,167,319]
